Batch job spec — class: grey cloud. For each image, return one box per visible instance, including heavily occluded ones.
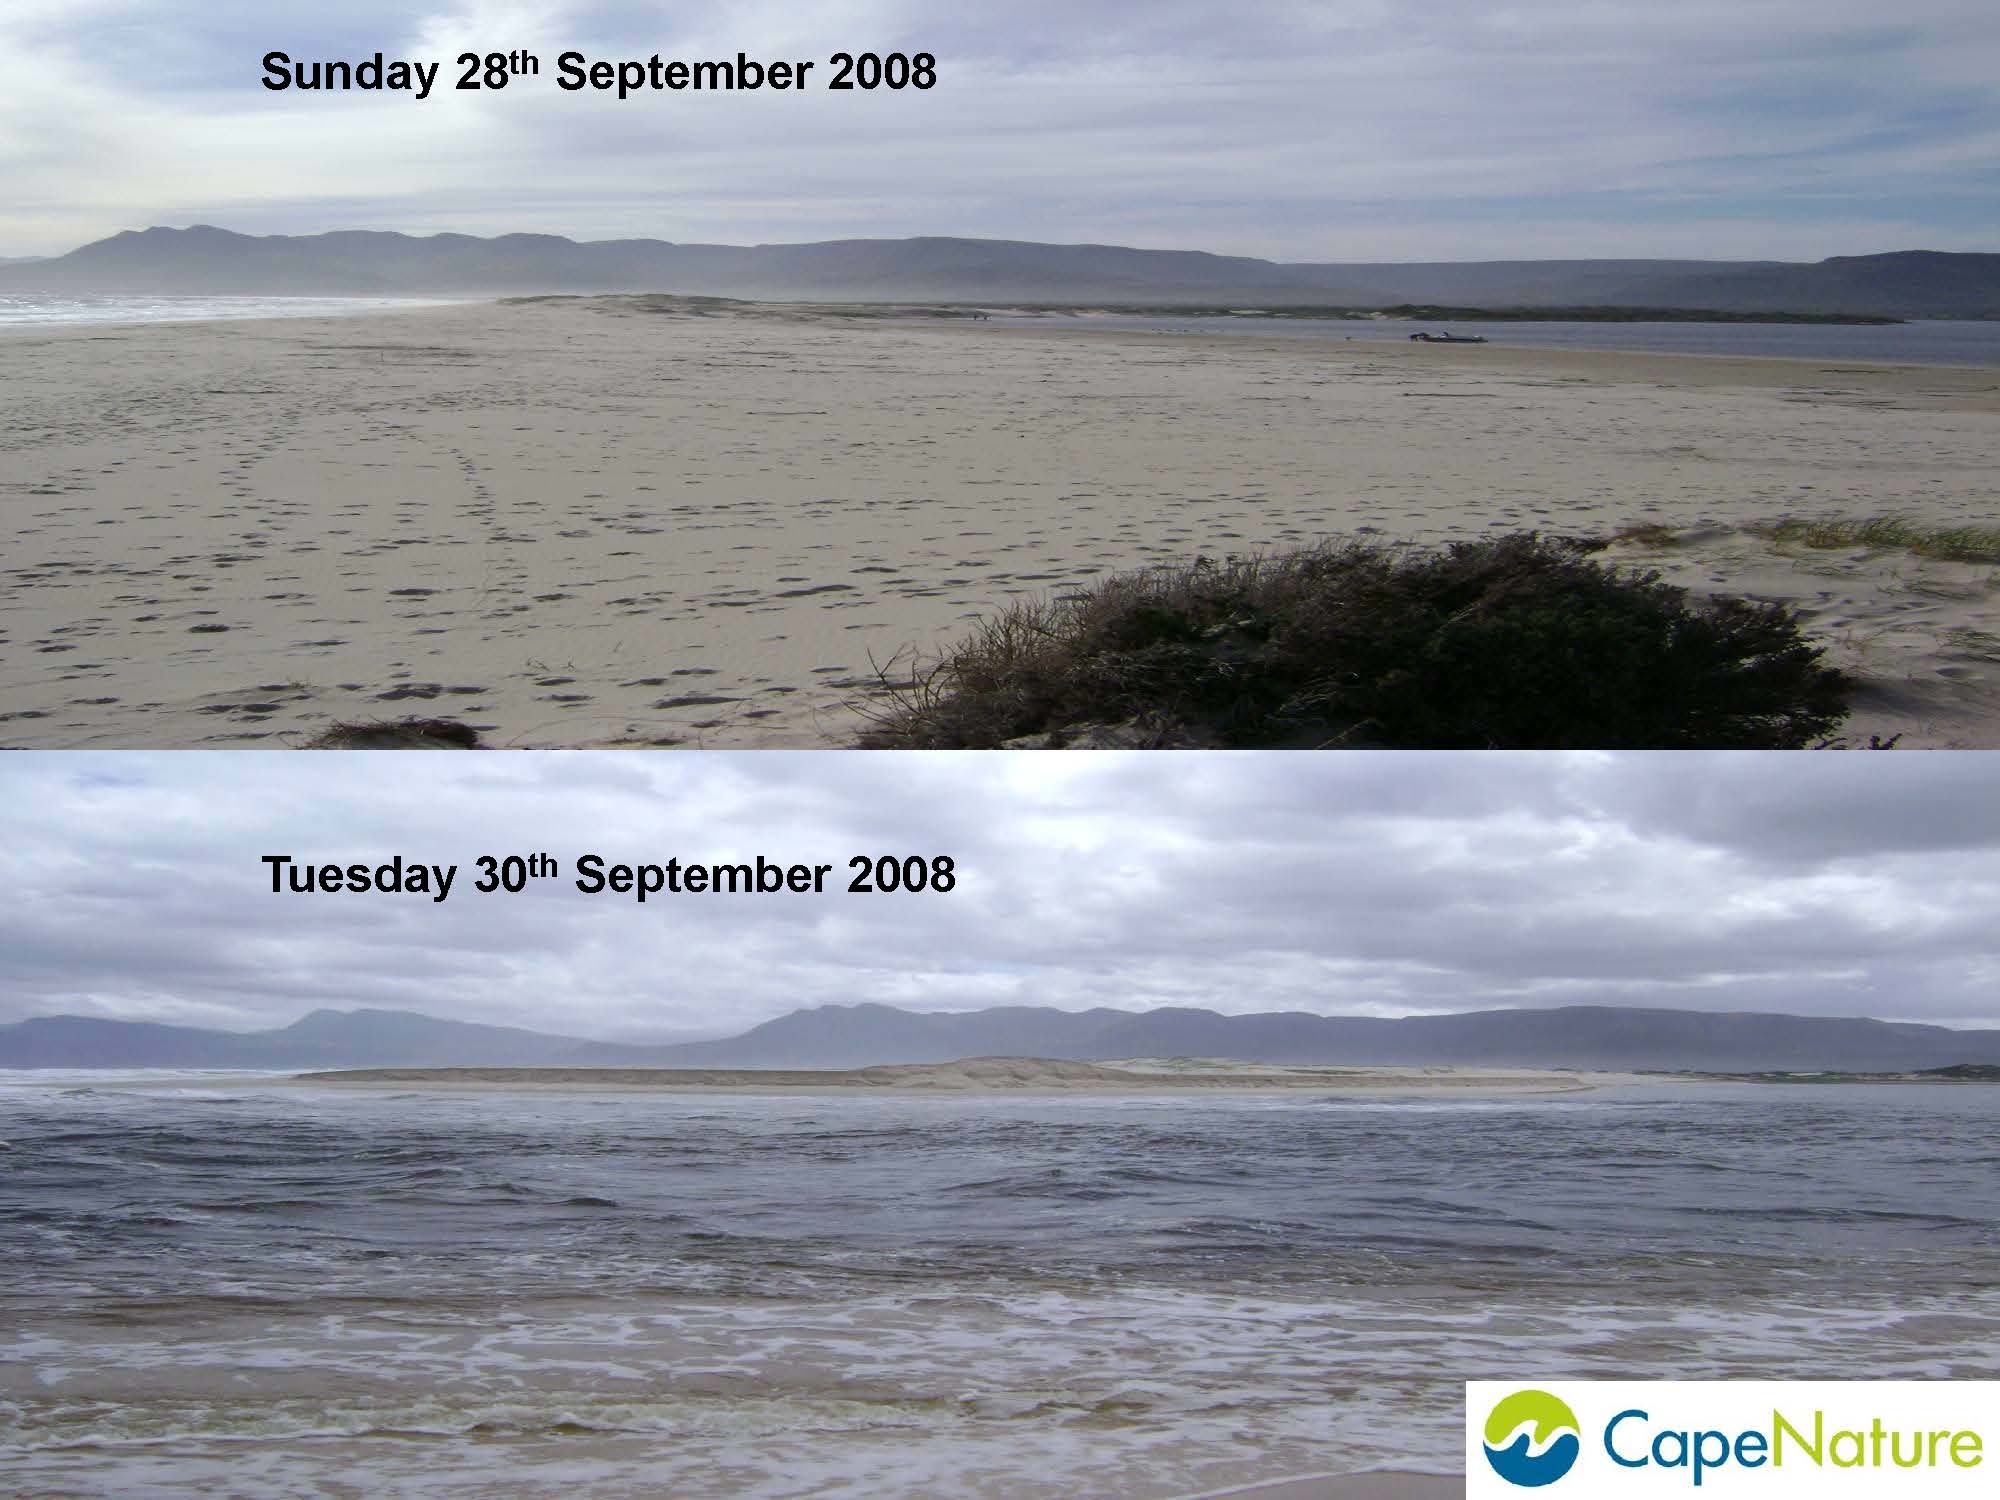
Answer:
[1592,754,2000,860]
[2,751,1997,1039]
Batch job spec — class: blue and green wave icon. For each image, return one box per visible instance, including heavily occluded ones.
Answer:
[1482,1389,1581,1487]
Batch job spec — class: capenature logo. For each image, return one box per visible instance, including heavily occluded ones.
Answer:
[1483,1389,1583,1487]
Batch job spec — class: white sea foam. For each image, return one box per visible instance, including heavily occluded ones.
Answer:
[6,1283,1996,1497]
[0,294,471,330]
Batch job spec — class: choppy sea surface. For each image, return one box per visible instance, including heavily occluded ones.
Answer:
[0,294,468,329]
[983,313,2000,367]
[2,1075,1996,1498]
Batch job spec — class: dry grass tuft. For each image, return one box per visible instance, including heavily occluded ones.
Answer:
[1602,521,1687,549]
[302,717,484,750]
[1753,517,2000,564]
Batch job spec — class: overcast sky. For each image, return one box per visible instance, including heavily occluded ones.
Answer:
[2,1,1994,260]
[3,752,1997,1039]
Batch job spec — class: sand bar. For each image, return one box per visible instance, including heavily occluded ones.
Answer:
[287,1057,1631,1094]
[5,298,1996,748]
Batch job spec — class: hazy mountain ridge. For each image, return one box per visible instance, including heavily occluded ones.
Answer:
[649,1002,2000,1071]
[1634,251,2000,318]
[5,1002,1997,1072]
[3,226,1994,315]
[0,1008,589,1069]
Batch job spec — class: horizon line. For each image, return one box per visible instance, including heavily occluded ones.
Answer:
[12,998,1999,1041]
[18,222,1994,269]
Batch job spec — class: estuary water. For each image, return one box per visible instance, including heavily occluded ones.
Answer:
[2,1076,1996,1498]
[985,313,2000,367]
[3,295,1994,367]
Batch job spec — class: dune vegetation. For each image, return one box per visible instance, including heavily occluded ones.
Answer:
[1751,516,2000,565]
[856,532,1852,750]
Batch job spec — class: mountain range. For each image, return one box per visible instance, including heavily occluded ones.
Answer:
[5,1003,1998,1073]
[3,226,1995,316]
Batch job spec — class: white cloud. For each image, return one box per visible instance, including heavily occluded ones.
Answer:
[0,1,1993,257]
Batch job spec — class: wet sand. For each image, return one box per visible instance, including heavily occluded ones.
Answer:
[5,297,1995,748]
[1180,1477,1458,1500]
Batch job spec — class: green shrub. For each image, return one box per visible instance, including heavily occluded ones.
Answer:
[857,533,1850,749]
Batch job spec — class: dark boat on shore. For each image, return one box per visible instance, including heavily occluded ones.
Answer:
[1409,331,1488,343]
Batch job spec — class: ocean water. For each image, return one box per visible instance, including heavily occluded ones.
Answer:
[984,313,2000,367]
[2,1076,1997,1498]
[0,294,466,329]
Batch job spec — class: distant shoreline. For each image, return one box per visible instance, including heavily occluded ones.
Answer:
[910,302,1911,325]
[286,1058,1628,1096]
[1681,1063,2000,1084]
[276,1059,2000,1092]
[10,1062,1989,1089]
[5,292,1995,370]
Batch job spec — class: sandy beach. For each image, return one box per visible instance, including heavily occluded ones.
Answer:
[285,1057,1633,1094]
[4,297,1996,749]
